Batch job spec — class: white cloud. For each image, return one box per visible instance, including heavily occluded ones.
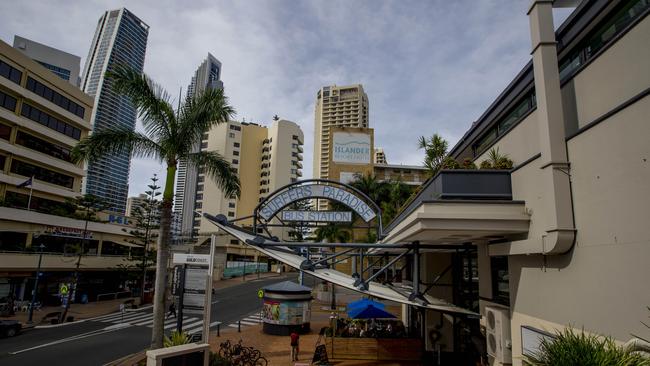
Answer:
[0,0,573,196]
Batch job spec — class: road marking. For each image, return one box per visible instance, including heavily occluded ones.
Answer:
[100,312,150,323]
[9,323,132,355]
[239,320,258,326]
[227,324,239,328]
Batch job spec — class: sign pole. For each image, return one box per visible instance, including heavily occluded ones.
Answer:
[202,234,216,342]
[176,265,186,333]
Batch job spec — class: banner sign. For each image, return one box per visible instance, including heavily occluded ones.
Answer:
[172,253,211,266]
[45,226,92,239]
[259,183,376,222]
[332,132,371,164]
[262,299,311,325]
[281,210,352,223]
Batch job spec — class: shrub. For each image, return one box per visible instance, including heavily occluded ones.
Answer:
[441,156,460,169]
[487,147,514,169]
[461,158,477,169]
[479,160,493,169]
[524,328,650,366]
[163,330,191,347]
[209,351,233,366]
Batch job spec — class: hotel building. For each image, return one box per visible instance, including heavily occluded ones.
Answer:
[0,40,139,304]
[13,36,81,87]
[382,0,650,364]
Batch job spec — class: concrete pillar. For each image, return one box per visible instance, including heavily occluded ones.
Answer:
[528,0,575,254]
[25,232,33,248]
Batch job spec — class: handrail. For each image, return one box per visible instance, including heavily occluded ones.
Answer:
[96,290,132,302]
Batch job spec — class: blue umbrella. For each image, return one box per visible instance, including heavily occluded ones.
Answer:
[348,304,396,319]
[347,298,385,311]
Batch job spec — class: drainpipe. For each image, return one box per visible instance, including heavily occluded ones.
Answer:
[528,0,576,254]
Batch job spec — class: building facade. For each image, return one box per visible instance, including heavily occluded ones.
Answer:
[382,0,650,364]
[0,40,142,304]
[312,84,369,182]
[13,36,81,87]
[373,163,427,186]
[175,53,223,236]
[373,147,387,164]
[81,8,149,214]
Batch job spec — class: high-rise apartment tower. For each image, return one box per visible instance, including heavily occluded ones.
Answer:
[13,36,81,87]
[81,8,149,213]
[174,54,223,236]
[312,84,368,181]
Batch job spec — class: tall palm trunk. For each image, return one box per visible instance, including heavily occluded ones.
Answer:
[150,163,176,349]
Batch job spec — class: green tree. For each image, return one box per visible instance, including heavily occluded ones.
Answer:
[71,65,240,349]
[286,200,312,241]
[380,180,413,224]
[487,147,514,169]
[418,133,449,176]
[60,194,110,323]
[349,173,387,204]
[314,224,351,243]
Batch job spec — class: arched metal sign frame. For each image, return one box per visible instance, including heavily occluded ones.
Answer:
[252,178,384,240]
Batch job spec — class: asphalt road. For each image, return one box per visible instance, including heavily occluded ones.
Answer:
[0,273,300,366]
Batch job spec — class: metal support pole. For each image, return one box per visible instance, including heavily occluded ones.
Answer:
[238,320,241,332]
[358,249,411,290]
[176,265,186,333]
[27,244,45,324]
[410,241,421,301]
[217,323,220,337]
[359,248,364,282]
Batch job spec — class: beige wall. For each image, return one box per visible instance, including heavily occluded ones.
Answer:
[236,123,266,227]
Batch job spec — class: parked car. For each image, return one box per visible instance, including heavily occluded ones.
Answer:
[0,320,21,337]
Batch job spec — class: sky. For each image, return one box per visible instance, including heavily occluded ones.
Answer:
[0,0,573,197]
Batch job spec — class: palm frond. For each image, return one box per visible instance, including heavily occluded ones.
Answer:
[71,129,163,163]
[106,64,175,141]
[177,88,235,153]
[186,151,241,198]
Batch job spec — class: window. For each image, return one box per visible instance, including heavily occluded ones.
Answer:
[21,104,82,140]
[15,131,72,162]
[0,123,10,141]
[0,60,22,84]
[196,184,204,192]
[0,90,17,112]
[229,133,235,138]
[26,77,85,118]
[195,193,203,200]
[491,256,510,306]
[0,154,5,169]
[233,150,239,156]
[10,159,74,188]
[227,211,235,217]
[230,239,239,245]
[232,159,238,164]
[201,142,208,149]
[228,202,235,208]
[229,125,241,131]
[197,176,204,183]
[233,142,240,148]
[193,220,201,227]
[202,133,209,140]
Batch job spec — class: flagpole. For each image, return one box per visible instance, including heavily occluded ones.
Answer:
[27,175,34,211]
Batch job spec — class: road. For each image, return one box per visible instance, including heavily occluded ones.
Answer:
[0,273,298,366]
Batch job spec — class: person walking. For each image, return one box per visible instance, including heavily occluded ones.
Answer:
[166,302,176,319]
[290,331,300,361]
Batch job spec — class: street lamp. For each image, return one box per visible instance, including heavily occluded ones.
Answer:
[27,243,45,324]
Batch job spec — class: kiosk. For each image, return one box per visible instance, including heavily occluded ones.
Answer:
[261,281,312,335]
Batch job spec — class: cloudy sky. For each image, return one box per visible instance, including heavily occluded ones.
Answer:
[0,1,572,196]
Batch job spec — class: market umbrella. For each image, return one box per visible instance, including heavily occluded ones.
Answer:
[348,304,396,319]
[347,298,385,311]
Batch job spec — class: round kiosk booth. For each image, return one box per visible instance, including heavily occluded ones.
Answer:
[261,281,312,335]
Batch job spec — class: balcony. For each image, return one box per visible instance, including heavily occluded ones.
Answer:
[429,170,512,200]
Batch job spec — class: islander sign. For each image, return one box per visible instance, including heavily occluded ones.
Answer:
[258,183,376,222]
[332,132,371,164]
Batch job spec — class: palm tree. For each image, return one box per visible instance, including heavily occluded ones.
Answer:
[418,133,449,176]
[349,173,386,204]
[314,224,351,243]
[71,65,240,349]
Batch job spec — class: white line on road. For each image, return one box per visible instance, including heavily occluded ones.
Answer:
[9,323,132,355]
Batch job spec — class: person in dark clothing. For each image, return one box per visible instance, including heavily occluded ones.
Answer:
[167,302,176,318]
[290,331,300,361]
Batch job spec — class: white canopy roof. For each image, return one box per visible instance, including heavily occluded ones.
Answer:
[204,214,477,317]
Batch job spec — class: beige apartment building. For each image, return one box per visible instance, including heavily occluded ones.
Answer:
[381,0,650,364]
[373,147,387,164]
[0,40,142,303]
[312,84,369,183]
[373,163,427,186]
[195,119,304,261]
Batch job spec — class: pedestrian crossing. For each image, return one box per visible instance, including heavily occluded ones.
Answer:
[227,312,263,329]
[91,311,221,335]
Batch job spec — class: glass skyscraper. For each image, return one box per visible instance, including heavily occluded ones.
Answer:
[81,8,149,213]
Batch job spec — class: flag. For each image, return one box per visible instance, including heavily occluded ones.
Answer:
[17,177,33,188]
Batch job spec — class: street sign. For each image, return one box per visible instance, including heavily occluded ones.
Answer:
[173,253,211,266]
[257,289,264,298]
[185,268,208,291]
[59,284,69,295]
[281,210,352,223]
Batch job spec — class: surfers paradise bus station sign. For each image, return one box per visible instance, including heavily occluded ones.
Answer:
[258,183,376,222]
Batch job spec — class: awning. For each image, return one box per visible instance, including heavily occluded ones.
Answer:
[203,214,478,317]
[380,200,530,248]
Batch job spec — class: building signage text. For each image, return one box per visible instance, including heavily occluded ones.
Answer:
[259,183,376,222]
[281,210,352,223]
[45,226,93,239]
[172,253,211,266]
[332,132,371,164]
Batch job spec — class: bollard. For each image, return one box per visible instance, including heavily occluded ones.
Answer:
[217,323,220,337]
[238,320,241,333]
